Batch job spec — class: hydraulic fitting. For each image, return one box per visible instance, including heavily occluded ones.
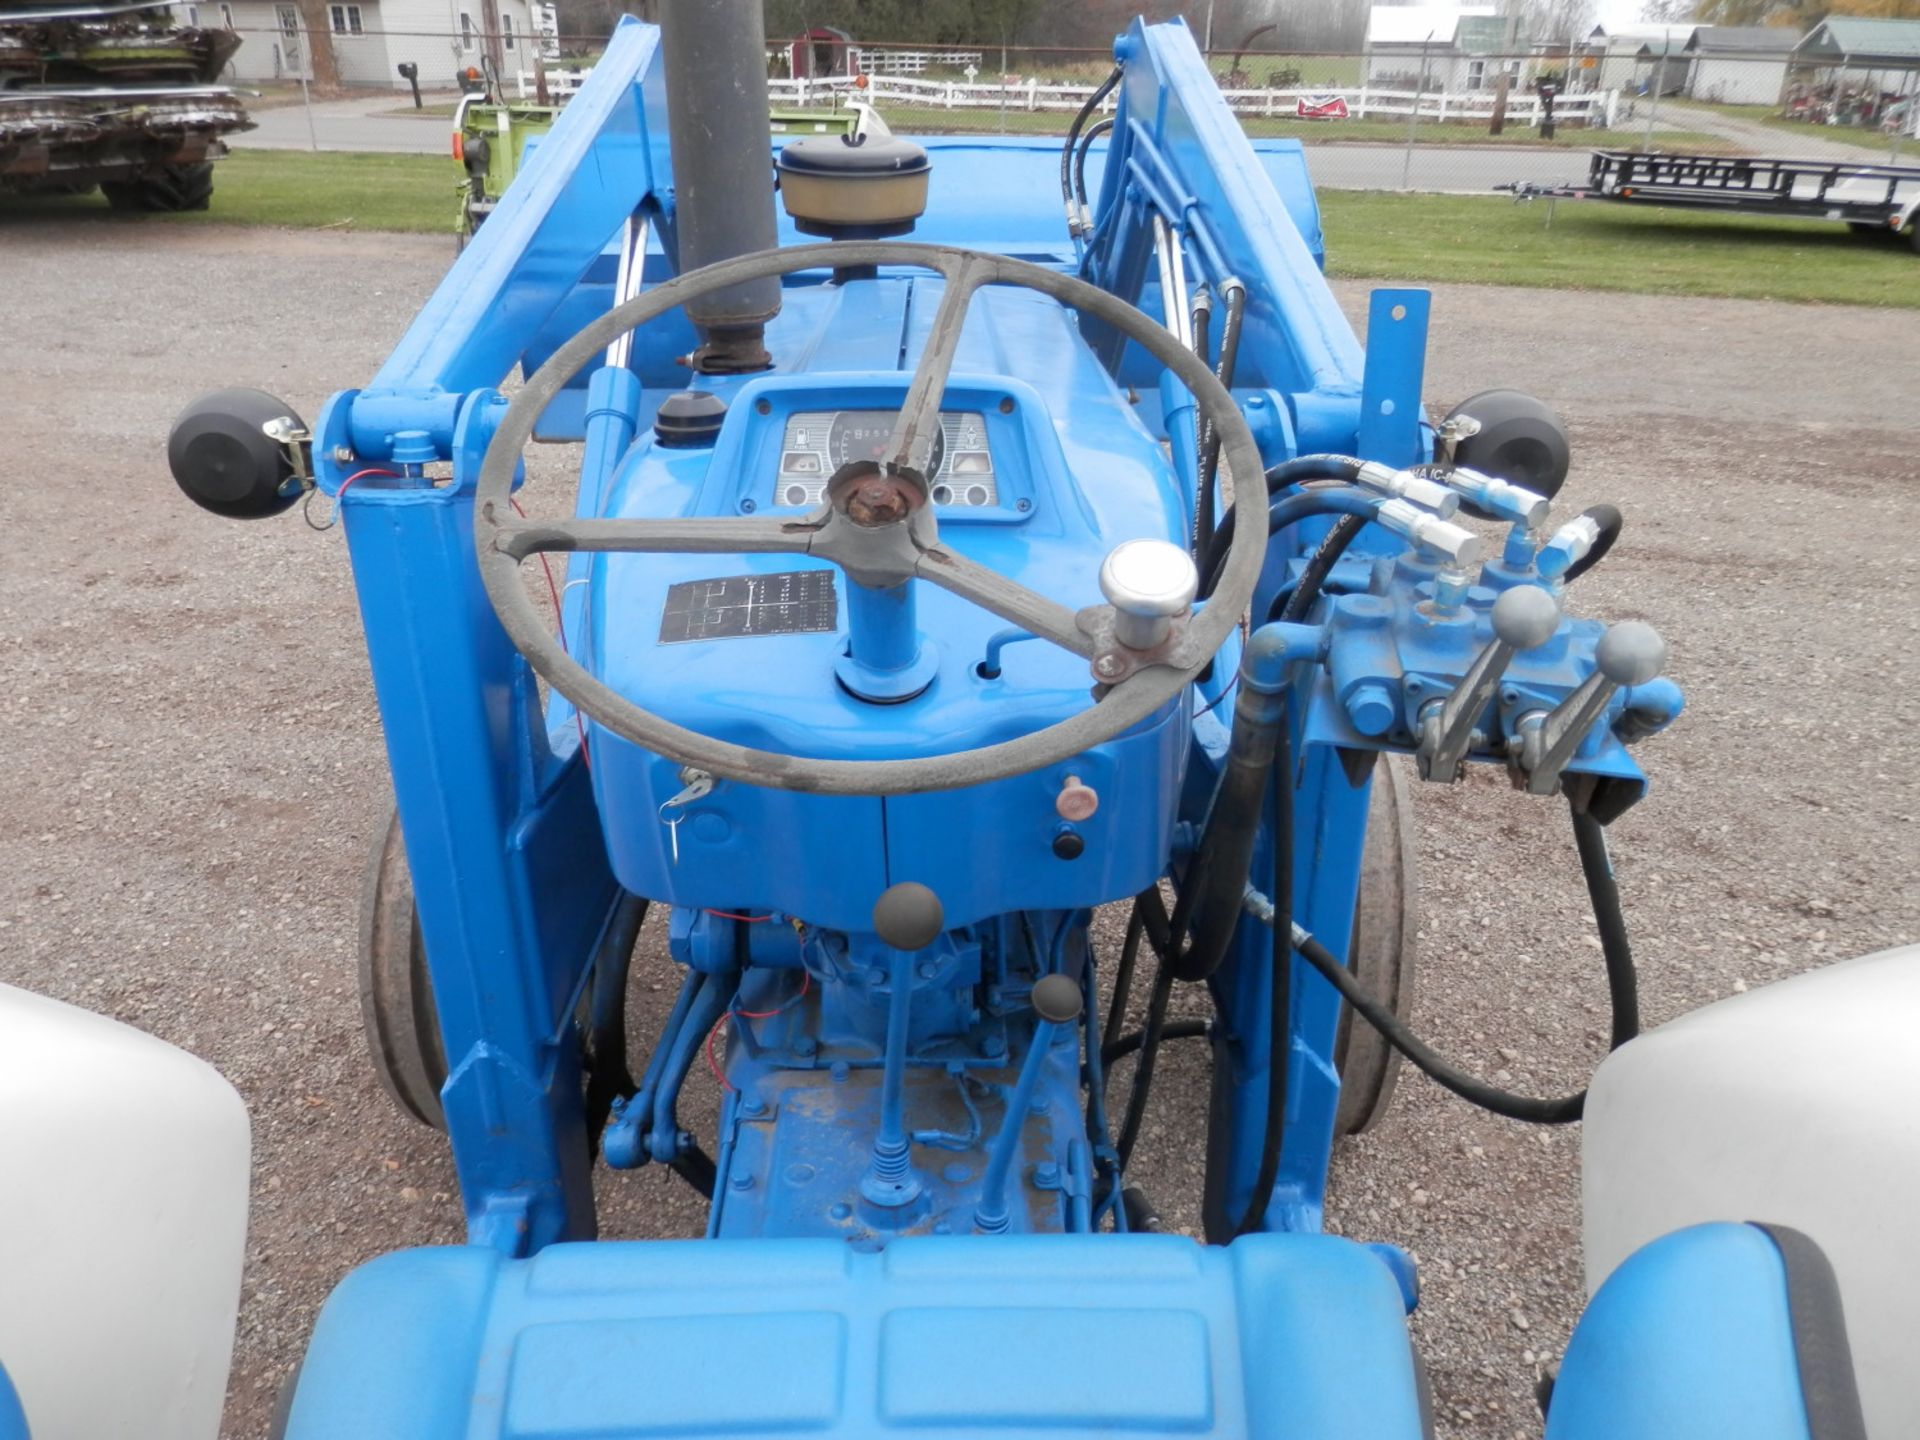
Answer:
[1375,498,1482,569]
[1354,460,1460,517]
[1440,465,1550,529]
[1536,513,1606,581]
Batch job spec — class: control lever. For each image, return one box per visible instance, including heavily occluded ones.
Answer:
[1513,622,1667,795]
[974,973,1082,1234]
[1417,585,1560,783]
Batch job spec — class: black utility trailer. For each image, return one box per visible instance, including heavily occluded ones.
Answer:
[1508,149,1920,250]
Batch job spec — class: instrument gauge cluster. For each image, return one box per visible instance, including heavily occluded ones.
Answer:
[775,409,999,510]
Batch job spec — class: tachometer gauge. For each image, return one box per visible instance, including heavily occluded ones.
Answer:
[828,410,946,481]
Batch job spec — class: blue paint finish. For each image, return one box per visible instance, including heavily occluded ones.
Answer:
[1548,1224,1817,1440]
[1357,289,1432,466]
[1083,18,1366,447]
[287,1234,1429,1439]
[0,1362,26,1440]
[270,14,1717,1435]
[333,397,616,1254]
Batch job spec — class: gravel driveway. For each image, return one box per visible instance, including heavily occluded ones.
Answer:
[2,218,1915,1439]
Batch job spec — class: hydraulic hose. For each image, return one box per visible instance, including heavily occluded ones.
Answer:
[1192,280,1246,559]
[1104,902,1146,1051]
[1178,667,1291,982]
[1102,1018,1210,1067]
[1115,964,1175,1168]
[1231,717,1295,1237]
[1281,795,1643,1126]
[1563,503,1622,584]
[1275,513,1369,624]
[1072,115,1115,213]
[1571,805,1640,1047]
[1201,456,1369,596]
[1200,485,1383,602]
[1061,65,1124,220]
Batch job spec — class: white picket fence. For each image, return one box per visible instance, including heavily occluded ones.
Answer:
[522,66,1620,131]
[859,48,983,77]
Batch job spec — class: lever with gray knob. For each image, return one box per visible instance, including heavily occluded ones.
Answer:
[1515,621,1667,795]
[1099,539,1199,652]
[1418,585,1561,783]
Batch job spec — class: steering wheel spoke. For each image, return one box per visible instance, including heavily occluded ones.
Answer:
[913,543,1095,660]
[488,509,826,563]
[884,254,992,484]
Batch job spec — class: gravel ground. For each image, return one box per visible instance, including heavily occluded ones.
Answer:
[2,219,1916,1440]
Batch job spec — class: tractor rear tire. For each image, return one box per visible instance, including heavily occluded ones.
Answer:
[1333,755,1419,1137]
[100,161,215,213]
[358,808,448,1129]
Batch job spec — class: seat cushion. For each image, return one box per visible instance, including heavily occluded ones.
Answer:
[284,1234,1428,1439]
[1547,1222,1867,1440]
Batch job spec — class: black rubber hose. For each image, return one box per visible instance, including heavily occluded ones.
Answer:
[669,1138,717,1199]
[1072,114,1115,211]
[1277,512,1369,624]
[1198,456,1367,600]
[1571,802,1640,1049]
[1294,931,1586,1124]
[1102,1017,1210,1067]
[1232,716,1293,1237]
[1104,902,1146,1050]
[1285,795,1643,1127]
[1563,503,1622,584]
[1192,281,1246,560]
[1179,673,1286,982]
[1115,964,1175,1167]
[1061,65,1124,208]
[584,893,649,1154]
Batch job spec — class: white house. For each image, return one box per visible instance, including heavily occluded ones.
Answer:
[1580,23,1698,95]
[1683,27,1792,106]
[195,0,536,89]
[1364,5,1499,92]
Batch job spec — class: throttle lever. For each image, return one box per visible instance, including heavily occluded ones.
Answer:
[1417,585,1560,783]
[1514,621,1667,795]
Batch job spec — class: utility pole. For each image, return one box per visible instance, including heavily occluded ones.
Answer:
[1489,9,1519,137]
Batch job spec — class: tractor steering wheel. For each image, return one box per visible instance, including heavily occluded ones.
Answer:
[474,240,1268,796]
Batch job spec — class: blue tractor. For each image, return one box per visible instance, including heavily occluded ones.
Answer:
[143,9,1877,1439]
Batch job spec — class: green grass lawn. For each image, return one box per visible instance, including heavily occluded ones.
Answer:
[1321,190,1920,306]
[4,148,457,233]
[7,149,1913,307]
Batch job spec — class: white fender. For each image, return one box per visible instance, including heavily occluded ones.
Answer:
[0,984,249,1439]
[1583,946,1920,1437]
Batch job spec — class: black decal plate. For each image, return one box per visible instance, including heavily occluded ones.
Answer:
[658,570,838,645]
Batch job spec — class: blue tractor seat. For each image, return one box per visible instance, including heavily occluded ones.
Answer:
[1547,1222,1868,1440]
[283,1233,1431,1439]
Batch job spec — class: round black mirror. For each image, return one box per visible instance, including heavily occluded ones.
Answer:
[167,388,307,520]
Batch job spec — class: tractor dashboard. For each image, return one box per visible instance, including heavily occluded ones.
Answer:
[576,274,1197,929]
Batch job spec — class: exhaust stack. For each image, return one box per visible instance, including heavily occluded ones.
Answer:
[660,1,782,373]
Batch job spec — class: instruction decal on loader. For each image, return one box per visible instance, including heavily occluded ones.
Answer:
[658,570,839,644]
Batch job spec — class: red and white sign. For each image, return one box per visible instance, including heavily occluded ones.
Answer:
[1296,94,1351,121]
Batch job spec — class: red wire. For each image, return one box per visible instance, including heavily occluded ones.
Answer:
[508,496,591,767]
[703,909,774,924]
[337,467,398,496]
[704,971,812,1093]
